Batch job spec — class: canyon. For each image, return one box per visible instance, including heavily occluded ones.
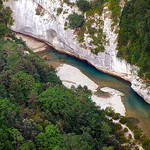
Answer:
[4,0,150,103]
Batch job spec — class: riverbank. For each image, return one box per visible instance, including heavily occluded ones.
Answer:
[56,64,126,116]
[13,33,150,105]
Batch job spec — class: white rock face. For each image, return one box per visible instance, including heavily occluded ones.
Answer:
[4,0,150,103]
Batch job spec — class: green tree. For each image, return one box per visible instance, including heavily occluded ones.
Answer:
[9,71,42,104]
[67,13,84,29]
[11,128,24,149]
[0,128,14,150]
[63,104,88,134]
[0,83,7,98]
[100,121,111,139]
[19,140,36,150]
[35,125,62,149]
[53,132,94,150]
[76,0,91,12]
[22,119,37,140]
[24,55,61,84]
[1,6,14,25]
[28,90,38,108]
[39,85,77,115]
[0,98,20,127]
[0,23,10,37]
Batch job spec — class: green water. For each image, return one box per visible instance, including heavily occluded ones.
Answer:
[38,48,150,137]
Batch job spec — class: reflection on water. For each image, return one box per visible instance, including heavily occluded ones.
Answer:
[38,48,150,137]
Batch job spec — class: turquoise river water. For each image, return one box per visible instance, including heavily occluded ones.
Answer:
[38,48,150,137]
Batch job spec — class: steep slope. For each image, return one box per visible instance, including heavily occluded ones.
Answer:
[4,0,150,103]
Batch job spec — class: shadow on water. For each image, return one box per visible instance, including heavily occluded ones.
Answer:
[38,48,150,137]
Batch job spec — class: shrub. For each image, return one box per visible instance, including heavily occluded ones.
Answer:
[92,48,99,55]
[123,127,128,133]
[115,130,124,138]
[63,0,74,6]
[63,0,69,4]
[119,136,128,144]
[114,123,122,131]
[88,27,96,35]
[76,0,91,12]
[134,130,141,140]
[119,116,127,124]
[105,107,115,117]
[57,7,63,16]
[35,8,41,15]
[67,13,84,29]
[108,0,121,25]
[112,113,120,120]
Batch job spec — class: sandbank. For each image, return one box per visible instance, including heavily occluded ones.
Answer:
[56,64,98,92]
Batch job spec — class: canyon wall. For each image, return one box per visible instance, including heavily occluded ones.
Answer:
[4,0,150,103]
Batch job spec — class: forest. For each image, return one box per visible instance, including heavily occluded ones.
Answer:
[117,0,150,81]
[0,0,150,149]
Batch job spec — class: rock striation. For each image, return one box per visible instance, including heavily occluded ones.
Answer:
[4,0,150,103]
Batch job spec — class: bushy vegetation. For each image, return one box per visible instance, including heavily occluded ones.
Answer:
[108,0,121,26]
[63,0,74,6]
[105,107,150,149]
[117,0,150,81]
[57,7,63,16]
[67,13,84,29]
[126,117,150,150]
[86,0,104,17]
[76,0,91,13]
[0,1,14,38]
[35,8,41,15]
[119,116,127,124]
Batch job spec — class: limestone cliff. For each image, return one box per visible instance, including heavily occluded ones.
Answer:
[4,0,150,103]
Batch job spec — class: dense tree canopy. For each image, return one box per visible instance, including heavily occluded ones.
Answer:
[76,0,91,12]
[117,0,150,81]
[67,13,84,29]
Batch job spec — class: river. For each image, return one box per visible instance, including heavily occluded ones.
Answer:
[38,48,150,137]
